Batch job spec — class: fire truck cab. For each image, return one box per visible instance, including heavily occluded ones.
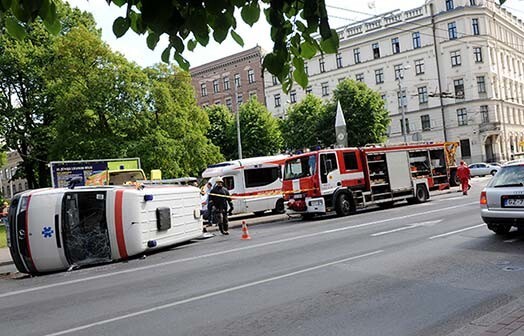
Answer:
[283,143,458,218]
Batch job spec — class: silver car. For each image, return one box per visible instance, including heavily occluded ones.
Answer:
[480,162,524,234]
[468,162,500,177]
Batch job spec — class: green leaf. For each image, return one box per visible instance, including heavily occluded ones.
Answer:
[293,67,308,88]
[38,0,51,21]
[174,53,190,71]
[112,0,127,7]
[211,14,230,43]
[161,46,171,63]
[169,35,184,53]
[1,0,12,10]
[112,16,130,38]
[187,39,197,51]
[146,32,160,50]
[295,21,306,32]
[262,52,284,76]
[5,16,27,40]
[230,30,244,47]
[43,17,61,35]
[240,1,260,27]
[320,30,339,54]
[299,41,317,59]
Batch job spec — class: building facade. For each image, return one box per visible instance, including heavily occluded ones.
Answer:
[0,151,29,199]
[190,46,266,113]
[264,0,524,163]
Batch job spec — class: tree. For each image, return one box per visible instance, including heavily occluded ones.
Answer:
[236,98,283,158]
[280,94,324,151]
[205,105,236,160]
[322,79,390,147]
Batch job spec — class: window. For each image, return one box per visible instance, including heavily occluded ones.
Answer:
[450,50,461,66]
[319,57,326,73]
[274,94,281,107]
[454,79,464,99]
[391,37,400,54]
[355,73,364,82]
[372,43,380,59]
[457,108,468,126]
[237,93,243,105]
[223,176,235,190]
[247,69,255,84]
[249,91,257,99]
[401,118,410,134]
[224,77,230,90]
[418,86,428,104]
[321,82,329,96]
[397,90,407,108]
[244,167,280,188]
[336,53,343,68]
[415,59,424,75]
[272,75,278,86]
[320,153,338,183]
[421,115,431,131]
[304,62,309,75]
[290,90,297,103]
[215,100,221,105]
[460,139,471,157]
[234,73,241,87]
[474,47,483,63]
[375,69,384,84]
[200,83,207,97]
[472,18,480,35]
[480,105,489,123]
[343,152,358,170]
[477,76,486,93]
[412,32,421,49]
[225,98,232,110]
[306,86,312,94]
[213,80,219,93]
[446,0,454,11]
[448,22,457,40]
[394,64,403,80]
[470,0,476,5]
[353,48,361,64]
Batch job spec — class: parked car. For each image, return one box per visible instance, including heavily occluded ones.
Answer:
[468,162,500,177]
[480,162,524,234]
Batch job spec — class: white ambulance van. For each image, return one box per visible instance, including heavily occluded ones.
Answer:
[6,184,202,275]
[200,155,289,216]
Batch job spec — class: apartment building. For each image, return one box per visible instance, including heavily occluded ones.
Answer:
[0,151,29,199]
[190,46,266,113]
[264,0,524,163]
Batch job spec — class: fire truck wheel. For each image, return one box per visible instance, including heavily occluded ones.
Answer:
[409,184,428,204]
[272,199,285,214]
[335,193,354,216]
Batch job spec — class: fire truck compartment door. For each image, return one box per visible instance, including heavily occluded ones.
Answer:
[386,151,412,191]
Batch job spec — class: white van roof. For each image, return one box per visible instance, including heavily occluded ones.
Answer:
[202,154,289,178]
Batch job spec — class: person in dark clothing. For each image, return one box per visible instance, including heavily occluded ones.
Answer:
[208,177,234,235]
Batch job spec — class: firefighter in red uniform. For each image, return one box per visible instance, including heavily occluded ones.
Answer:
[456,161,471,195]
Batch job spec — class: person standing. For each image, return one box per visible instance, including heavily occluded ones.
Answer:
[457,161,471,195]
[208,177,234,235]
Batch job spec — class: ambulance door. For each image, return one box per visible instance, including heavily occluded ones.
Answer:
[223,175,245,213]
[243,166,281,214]
[319,152,340,195]
[62,191,112,266]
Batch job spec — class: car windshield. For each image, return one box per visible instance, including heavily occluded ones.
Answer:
[284,155,316,180]
[487,165,524,188]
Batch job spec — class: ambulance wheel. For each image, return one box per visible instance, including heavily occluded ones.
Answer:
[335,193,354,216]
[272,199,285,214]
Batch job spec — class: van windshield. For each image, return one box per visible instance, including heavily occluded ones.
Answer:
[284,155,316,180]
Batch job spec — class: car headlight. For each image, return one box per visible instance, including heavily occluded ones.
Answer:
[309,200,323,206]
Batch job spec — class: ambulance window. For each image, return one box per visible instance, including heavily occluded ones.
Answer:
[244,167,280,188]
[343,152,358,170]
[223,176,234,190]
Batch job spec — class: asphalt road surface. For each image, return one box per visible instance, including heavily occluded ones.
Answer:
[1,176,523,336]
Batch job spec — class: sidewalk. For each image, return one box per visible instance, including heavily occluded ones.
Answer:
[0,246,11,266]
[479,309,524,336]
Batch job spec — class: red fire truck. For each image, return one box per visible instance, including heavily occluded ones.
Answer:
[282,142,459,218]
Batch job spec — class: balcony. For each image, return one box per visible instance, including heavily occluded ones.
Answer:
[479,122,501,133]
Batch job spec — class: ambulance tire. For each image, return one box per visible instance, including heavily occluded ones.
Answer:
[335,193,354,217]
[408,184,428,204]
[272,199,285,214]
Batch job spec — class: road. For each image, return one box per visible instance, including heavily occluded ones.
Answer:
[1,177,523,336]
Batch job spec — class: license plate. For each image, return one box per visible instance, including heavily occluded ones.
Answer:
[503,198,524,207]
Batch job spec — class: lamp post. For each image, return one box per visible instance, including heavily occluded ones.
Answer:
[397,65,411,143]
[233,78,243,159]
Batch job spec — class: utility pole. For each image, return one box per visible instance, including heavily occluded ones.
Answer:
[397,66,409,143]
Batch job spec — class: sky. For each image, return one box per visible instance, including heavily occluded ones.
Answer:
[66,0,524,69]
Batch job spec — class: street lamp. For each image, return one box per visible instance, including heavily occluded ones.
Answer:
[234,80,243,159]
[397,65,411,143]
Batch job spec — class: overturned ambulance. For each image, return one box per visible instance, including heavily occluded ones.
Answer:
[6,184,202,275]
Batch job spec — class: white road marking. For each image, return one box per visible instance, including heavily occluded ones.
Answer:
[371,220,442,236]
[504,238,519,243]
[43,250,384,336]
[0,202,476,299]
[428,224,485,239]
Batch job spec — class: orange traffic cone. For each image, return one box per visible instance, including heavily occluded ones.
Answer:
[241,221,251,240]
